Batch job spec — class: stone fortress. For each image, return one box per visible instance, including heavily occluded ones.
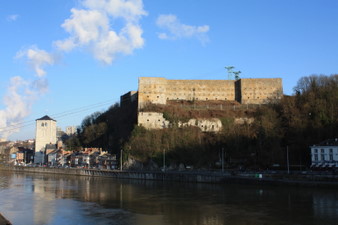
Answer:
[121,77,283,131]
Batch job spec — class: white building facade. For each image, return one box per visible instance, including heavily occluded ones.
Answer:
[34,115,57,163]
[310,139,338,168]
[65,126,77,136]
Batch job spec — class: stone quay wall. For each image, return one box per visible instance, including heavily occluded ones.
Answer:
[3,166,338,187]
[1,166,228,183]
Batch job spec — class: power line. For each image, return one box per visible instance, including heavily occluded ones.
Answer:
[0,98,117,134]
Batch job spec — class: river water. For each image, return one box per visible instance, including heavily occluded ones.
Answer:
[0,171,337,225]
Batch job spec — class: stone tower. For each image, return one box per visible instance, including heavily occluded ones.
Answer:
[34,115,57,153]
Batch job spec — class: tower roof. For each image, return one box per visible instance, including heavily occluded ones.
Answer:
[36,115,56,121]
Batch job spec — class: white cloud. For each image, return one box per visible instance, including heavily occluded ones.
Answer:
[16,46,56,77]
[156,14,210,44]
[0,75,49,139]
[1,0,148,138]
[0,77,34,139]
[6,14,19,22]
[55,0,147,64]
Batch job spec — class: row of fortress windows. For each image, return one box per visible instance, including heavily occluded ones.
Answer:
[143,92,271,97]
[141,86,276,91]
[144,95,270,100]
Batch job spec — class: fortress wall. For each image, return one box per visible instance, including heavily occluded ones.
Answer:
[138,112,222,132]
[138,77,237,108]
[166,80,235,101]
[240,78,283,104]
[120,91,137,107]
[138,77,167,108]
[136,77,283,108]
[138,112,169,129]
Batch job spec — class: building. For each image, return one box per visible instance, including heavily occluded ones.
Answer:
[136,77,283,109]
[120,91,138,107]
[121,77,283,131]
[65,126,77,136]
[310,139,338,168]
[15,148,34,165]
[34,115,57,163]
[56,126,63,139]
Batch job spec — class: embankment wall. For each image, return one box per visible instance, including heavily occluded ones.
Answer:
[0,166,227,183]
[2,166,338,187]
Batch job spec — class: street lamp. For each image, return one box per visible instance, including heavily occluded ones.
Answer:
[120,149,123,171]
[163,148,166,172]
[286,146,290,174]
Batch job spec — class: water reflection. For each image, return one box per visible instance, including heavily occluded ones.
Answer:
[0,171,338,225]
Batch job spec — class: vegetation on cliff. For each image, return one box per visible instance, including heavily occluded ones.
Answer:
[68,74,338,170]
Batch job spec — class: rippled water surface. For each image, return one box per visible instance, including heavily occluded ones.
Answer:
[0,171,338,225]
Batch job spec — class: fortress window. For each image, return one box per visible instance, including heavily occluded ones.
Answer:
[206,98,208,100]
[41,123,44,127]
[157,96,159,98]
[147,96,149,98]
[158,119,161,122]
[147,119,149,122]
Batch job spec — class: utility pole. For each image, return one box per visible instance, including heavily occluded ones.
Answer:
[163,148,166,172]
[221,148,224,173]
[120,149,123,171]
[286,146,290,174]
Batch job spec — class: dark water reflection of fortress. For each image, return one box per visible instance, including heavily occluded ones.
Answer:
[0,171,338,225]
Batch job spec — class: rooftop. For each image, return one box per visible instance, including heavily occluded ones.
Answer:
[36,115,56,121]
[314,138,338,146]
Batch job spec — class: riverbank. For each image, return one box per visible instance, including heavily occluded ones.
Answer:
[1,165,338,187]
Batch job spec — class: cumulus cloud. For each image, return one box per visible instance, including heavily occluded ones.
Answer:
[55,0,147,64]
[0,77,35,139]
[6,14,19,22]
[1,46,53,138]
[16,46,56,77]
[156,14,209,44]
[0,75,49,139]
[1,0,147,138]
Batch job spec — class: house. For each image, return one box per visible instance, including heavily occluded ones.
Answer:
[97,152,117,169]
[15,148,34,165]
[310,138,338,168]
[47,149,62,166]
[58,152,72,167]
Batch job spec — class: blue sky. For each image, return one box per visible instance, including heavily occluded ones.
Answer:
[1,0,338,141]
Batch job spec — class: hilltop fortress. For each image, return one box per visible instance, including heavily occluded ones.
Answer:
[121,77,283,131]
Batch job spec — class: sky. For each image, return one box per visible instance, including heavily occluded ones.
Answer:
[1,0,338,141]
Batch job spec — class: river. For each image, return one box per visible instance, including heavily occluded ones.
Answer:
[0,171,337,225]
